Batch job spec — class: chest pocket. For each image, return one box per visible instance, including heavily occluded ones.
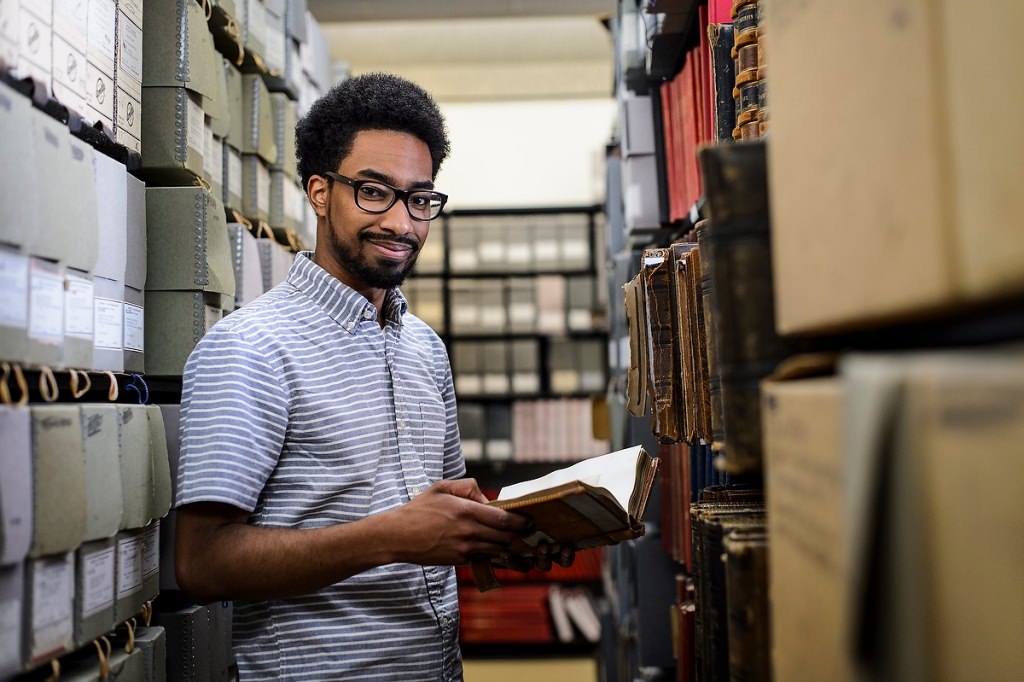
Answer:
[414,393,447,481]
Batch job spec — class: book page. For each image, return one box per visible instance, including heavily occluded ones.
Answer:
[496,445,645,509]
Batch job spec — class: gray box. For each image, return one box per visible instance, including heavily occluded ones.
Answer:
[0,81,39,249]
[242,153,271,222]
[481,341,509,395]
[457,403,485,462]
[269,92,297,178]
[510,338,540,396]
[0,246,29,364]
[62,269,94,370]
[144,290,228,376]
[123,285,145,373]
[451,341,482,396]
[92,276,124,373]
[27,257,64,367]
[135,625,167,682]
[241,73,278,164]
[80,404,124,542]
[143,0,220,101]
[0,563,24,677]
[25,552,75,667]
[146,186,236,296]
[229,223,266,308]
[141,86,207,180]
[74,537,117,646]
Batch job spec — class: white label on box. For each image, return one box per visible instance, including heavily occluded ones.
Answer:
[116,536,142,597]
[512,373,540,395]
[204,304,221,332]
[81,546,115,617]
[449,248,477,271]
[480,307,505,329]
[93,296,123,350]
[123,302,143,352]
[264,20,284,73]
[185,94,204,157]
[0,250,28,328]
[118,0,142,29]
[86,62,113,120]
[116,12,142,94]
[203,126,220,181]
[32,554,73,635]
[562,239,589,264]
[451,306,477,329]
[86,0,115,70]
[506,243,531,264]
[18,8,51,82]
[508,302,536,326]
[257,160,271,216]
[455,375,481,396]
[478,241,504,263]
[482,373,509,395]
[64,273,93,338]
[28,264,64,345]
[568,309,592,331]
[141,524,159,578]
[534,240,559,263]
[228,150,242,201]
[116,89,140,140]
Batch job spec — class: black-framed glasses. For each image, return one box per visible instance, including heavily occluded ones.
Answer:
[323,171,448,222]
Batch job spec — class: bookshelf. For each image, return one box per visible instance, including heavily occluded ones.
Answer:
[606,1,1024,681]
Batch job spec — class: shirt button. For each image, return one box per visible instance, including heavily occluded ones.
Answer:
[441,615,451,627]
[363,308,374,320]
[397,419,407,430]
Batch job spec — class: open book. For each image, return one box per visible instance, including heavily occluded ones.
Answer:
[471,445,660,590]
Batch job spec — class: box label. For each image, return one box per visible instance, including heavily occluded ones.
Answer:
[187,93,204,157]
[228,150,242,201]
[93,296,123,350]
[64,273,94,339]
[257,160,271,216]
[506,243,531,264]
[116,12,143,93]
[116,535,142,597]
[0,594,20,665]
[87,0,116,69]
[32,554,73,638]
[81,546,115,617]
[28,264,64,345]
[0,250,28,328]
[123,302,143,352]
[204,304,221,332]
[141,523,159,578]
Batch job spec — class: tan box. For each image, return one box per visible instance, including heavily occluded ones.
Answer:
[841,350,1024,681]
[145,186,235,296]
[767,1,1024,335]
[761,373,855,682]
[242,152,271,222]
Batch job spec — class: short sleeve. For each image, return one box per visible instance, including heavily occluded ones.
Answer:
[175,325,289,512]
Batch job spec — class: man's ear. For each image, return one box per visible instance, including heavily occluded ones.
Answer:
[307,175,329,218]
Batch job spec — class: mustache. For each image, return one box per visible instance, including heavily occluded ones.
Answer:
[359,232,421,252]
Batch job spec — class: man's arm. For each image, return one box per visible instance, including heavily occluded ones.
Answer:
[175,478,529,604]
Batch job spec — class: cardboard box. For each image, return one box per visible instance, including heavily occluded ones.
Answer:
[761,373,855,682]
[204,127,225,199]
[113,526,145,622]
[841,350,1024,681]
[477,280,505,333]
[140,86,206,179]
[767,2,1024,335]
[74,537,116,646]
[241,73,277,164]
[141,0,218,101]
[621,154,660,233]
[0,246,30,364]
[122,285,144,371]
[242,153,271,222]
[16,6,51,85]
[92,151,128,282]
[619,93,655,157]
[228,223,265,307]
[269,92,296,177]
[241,0,267,61]
[145,186,235,296]
[481,341,509,395]
[80,404,123,541]
[145,406,173,522]
[0,562,24,677]
[50,30,88,115]
[457,403,484,462]
[256,238,292,291]
[0,1,17,68]
[134,625,167,682]
[0,406,32,565]
[222,59,244,151]
[25,551,75,666]
[223,143,244,211]
[0,80,40,250]
[143,290,227,376]
[117,404,152,530]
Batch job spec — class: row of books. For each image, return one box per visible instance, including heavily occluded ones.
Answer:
[458,583,601,646]
[458,398,610,463]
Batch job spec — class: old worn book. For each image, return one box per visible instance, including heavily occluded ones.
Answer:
[471,445,660,590]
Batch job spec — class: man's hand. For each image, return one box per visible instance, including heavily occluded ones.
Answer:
[384,478,532,566]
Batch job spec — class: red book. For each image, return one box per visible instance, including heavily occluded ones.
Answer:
[708,0,733,24]
[660,81,680,222]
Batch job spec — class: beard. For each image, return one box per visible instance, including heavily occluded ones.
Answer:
[326,225,420,290]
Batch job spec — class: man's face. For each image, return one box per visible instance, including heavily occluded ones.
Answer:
[318,129,434,293]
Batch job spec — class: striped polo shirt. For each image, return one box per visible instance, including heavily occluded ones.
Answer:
[177,252,465,681]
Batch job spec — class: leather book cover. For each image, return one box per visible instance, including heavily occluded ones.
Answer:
[694,221,726,452]
[709,23,737,143]
[624,272,650,418]
[642,247,682,442]
[690,501,766,682]
[723,527,771,682]
[670,242,699,442]
[698,142,806,474]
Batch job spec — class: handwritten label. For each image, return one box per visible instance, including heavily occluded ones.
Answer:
[186,93,205,156]
[64,273,94,338]
[123,302,144,352]
[93,296,123,350]
[81,546,115,616]
[28,264,64,345]
[116,535,143,597]
[31,554,73,642]
[142,523,159,578]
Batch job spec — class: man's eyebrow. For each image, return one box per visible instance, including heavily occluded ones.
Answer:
[356,168,435,191]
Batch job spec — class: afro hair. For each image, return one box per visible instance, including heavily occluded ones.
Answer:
[295,72,451,190]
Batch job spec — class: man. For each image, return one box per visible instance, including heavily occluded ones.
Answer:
[174,73,544,681]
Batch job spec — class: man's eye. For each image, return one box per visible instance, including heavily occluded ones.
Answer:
[360,185,389,200]
[409,194,431,208]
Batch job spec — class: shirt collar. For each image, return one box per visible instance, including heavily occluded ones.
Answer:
[287,252,408,333]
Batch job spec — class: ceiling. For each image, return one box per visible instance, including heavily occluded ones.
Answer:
[307,1,618,102]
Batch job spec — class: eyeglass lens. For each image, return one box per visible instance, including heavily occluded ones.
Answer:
[355,182,443,220]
